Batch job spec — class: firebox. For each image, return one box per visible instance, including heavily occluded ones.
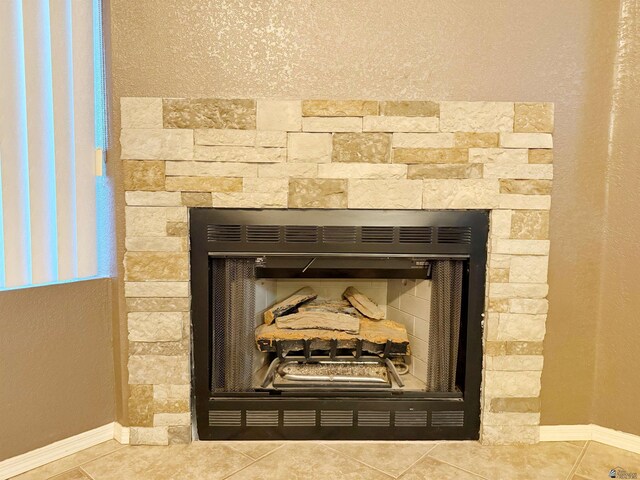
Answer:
[190,208,488,440]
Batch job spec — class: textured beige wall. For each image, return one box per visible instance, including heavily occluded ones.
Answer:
[0,279,115,460]
[593,0,640,434]
[108,0,622,427]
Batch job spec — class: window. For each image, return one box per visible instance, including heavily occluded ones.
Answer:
[0,0,107,289]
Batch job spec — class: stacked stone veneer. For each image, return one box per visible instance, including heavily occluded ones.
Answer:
[121,98,553,446]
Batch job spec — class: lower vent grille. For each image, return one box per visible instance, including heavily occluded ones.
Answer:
[395,411,428,427]
[321,410,353,427]
[358,411,391,427]
[246,410,279,426]
[431,411,464,427]
[283,410,316,426]
[209,410,242,427]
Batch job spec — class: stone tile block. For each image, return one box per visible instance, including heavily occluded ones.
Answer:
[348,179,423,209]
[123,160,165,191]
[490,268,510,283]
[194,129,256,146]
[469,148,528,164]
[380,100,439,117]
[288,178,347,208]
[497,313,546,341]
[154,413,191,427]
[491,210,513,239]
[256,99,302,131]
[393,148,468,164]
[490,397,541,413]
[154,384,190,402]
[484,164,553,180]
[498,194,551,210]
[509,256,549,283]
[454,132,499,148]
[125,237,187,253]
[124,282,189,298]
[509,299,549,314]
[528,149,553,164]
[128,355,190,384]
[120,129,193,160]
[243,177,288,194]
[492,239,550,256]
[165,161,258,177]
[211,191,288,208]
[302,117,362,132]
[194,146,285,163]
[440,101,514,132]
[165,176,243,192]
[500,133,553,149]
[128,384,154,427]
[482,412,540,426]
[302,100,378,116]
[488,298,510,313]
[166,222,188,237]
[126,297,191,312]
[489,283,548,299]
[124,252,189,281]
[125,207,167,237]
[258,163,318,178]
[128,312,183,342]
[181,192,213,207]
[481,425,539,445]
[255,131,288,147]
[288,133,332,163]
[363,115,438,132]
[317,163,407,179]
[486,355,544,371]
[423,179,499,209]
[168,426,191,445]
[392,133,454,148]
[483,371,541,397]
[485,341,544,356]
[511,210,550,240]
[499,179,552,195]
[121,97,163,128]
[514,102,554,133]
[125,192,181,206]
[163,98,256,129]
[332,133,391,163]
[407,164,482,179]
[129,426,169,446]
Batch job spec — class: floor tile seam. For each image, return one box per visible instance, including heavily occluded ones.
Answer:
[78,466,95,480]
[422,453,491,480]
[220,443,287,480]
[219,443,258,462]
[316,443,395,478]
[393,442,441,478]
[35,444,127,480]
[566,440,591,480]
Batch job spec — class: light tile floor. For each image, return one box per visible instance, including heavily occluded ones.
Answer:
[11,439,640,480]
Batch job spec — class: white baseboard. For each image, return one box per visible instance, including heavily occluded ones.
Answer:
[0,423,115,480]
[540,424,640,454]
[113,422,130,445]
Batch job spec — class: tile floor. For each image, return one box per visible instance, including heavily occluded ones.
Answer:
[11,439,640,480]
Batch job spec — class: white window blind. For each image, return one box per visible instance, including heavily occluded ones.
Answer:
[0,0,106,289]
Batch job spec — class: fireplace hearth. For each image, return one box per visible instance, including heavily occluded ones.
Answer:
[190,208,488,440]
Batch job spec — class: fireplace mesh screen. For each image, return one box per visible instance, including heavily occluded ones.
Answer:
[211,258,256,392]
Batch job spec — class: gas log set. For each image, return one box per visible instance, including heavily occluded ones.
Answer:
[256,286,410,390]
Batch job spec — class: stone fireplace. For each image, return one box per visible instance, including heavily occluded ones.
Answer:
[121,98,553,446]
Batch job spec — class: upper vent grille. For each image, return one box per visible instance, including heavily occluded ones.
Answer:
[357,411,391,427]
[209,410,241,427]
[246,410,279,426]
[361,226,394,244]
[284,225,318,243]
[246,225,280,243]
[321,410,353,427]
[207,224,241,243]
[395,410,428,427]
[437,226,472,244]
[283,410,316,427]
[399,226,432,244]
[322,226,357,243]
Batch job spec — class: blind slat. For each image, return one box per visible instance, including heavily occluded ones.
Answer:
[0,0,32,287]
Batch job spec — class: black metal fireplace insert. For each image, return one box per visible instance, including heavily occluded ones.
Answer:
[190,208,488,441]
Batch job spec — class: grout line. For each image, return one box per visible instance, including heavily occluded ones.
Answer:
[393,442,440,478]
[78,466,95,480]
[221,443,287,480]
[565,440,590,480]
[318,443,395,478]
[423,446,491,480]
[34,442,128,480]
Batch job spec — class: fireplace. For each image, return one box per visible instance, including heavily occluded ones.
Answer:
[190,208,488,440]
[122,97,552,445]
